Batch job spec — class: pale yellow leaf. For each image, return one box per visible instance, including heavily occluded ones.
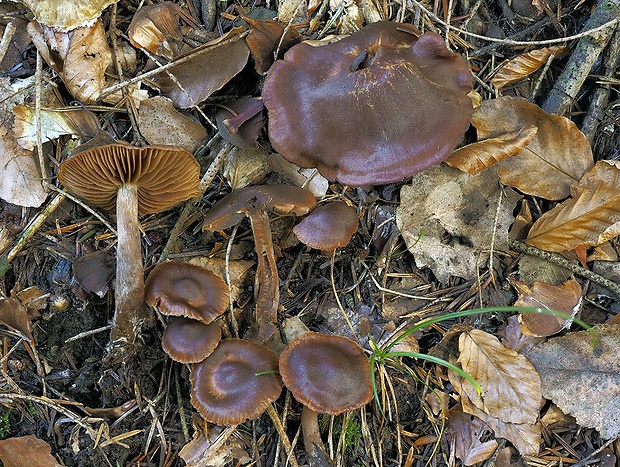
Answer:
[12,105,81,150]
[526,324,620,439]
[464,97,593,200]
[446,125,537,174]
[526,161,620,252]
[492,46,566,88]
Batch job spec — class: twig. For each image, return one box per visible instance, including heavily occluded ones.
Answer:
[35,50,48,191]
[542,0,620,115]
[265,404,299,467]
[64,325,113,343]
[0,19,16,65]
[508,238,620,297]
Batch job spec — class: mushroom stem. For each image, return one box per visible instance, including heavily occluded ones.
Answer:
[110,184,151,347]
[300,406,331,467]
[248,209,280,345]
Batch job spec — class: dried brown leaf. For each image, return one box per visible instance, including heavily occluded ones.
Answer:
[512,279,582,337]
[460,97,593,200]
[526,161,620,252]
[456,329,542,424]
[446,405,498,465]
[492,46,566,89]
[445,125,537,174]
[73,250,114,298]
[128,2,183,59]
[526,324,620,439]
[158,28,249,109]
[0,296,34,342]
[0,435,61,467]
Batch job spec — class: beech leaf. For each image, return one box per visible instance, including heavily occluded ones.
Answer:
[492,46,566,89]
[446,125,538,174]
[526,324,620,439]
[0,435,61,467]
[526,161,620,252]
[454,97,593,200]
[512,279,582,337]
[158,28,250,109]
[13,105,81,150]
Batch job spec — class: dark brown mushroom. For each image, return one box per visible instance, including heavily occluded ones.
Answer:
[145,260,229,324]
[58,143,200,354]
[215,97,265,149]
[162,317,221,363]
[279,332,373,465]
[190,338,283,425]
[293,201,358,253]
[202,185,316,346]
[262,21,473,186]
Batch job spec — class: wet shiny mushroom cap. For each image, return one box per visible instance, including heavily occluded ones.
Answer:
[262,21,473,186]
[293,201,358,251]
[190,339,283,425]
[201,184,317,232]
[58,142,201,216]
[162,317,222,363]
[279,332,373,414]
[145,261,229,324]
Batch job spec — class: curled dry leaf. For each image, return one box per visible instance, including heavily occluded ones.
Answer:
[28,19,112,103]
[511,278,582,337]
[450,97,593,200]
[0,435,61,467]
[445,125,538,175]
[137,96,207,152]
[446,404,498,466]
[73,250,114,297]
[158,27,250,109]
[0,296,35,342]
[526,324,620,439]
[492,46,566,89]
[526,161,620,253]
[180,417,250,466]
[450,329,542,455]
[128,2,184,60]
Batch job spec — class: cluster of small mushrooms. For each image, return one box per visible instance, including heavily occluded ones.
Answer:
[56,17,472,466]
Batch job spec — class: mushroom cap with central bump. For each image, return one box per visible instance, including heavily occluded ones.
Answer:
[58,142,201,216]
[262,21,473,186]
[190,339,283,425]
[145,261,229,324]
[279,332,373,414]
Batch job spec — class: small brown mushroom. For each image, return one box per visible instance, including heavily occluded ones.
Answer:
[262,21,473,186]
[162,317,221,363]
[58,143,200,354]
[190,338,283,425]
[202,185,316,345]
[279,332,373,465]
[293,201,358,253]
[145,260,229,324]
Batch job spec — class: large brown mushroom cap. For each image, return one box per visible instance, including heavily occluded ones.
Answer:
[58,142,201,216]
[21,0,119,31]
[262,21,473,186]
[279,332,373,414]
[145,261,229,324]
[162,317,222,363]
[293,201,358,251]
[190,339,283,425]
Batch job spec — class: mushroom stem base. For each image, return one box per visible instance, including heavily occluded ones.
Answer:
[301,406,332,467]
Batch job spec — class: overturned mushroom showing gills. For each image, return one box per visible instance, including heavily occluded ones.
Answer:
[279,332,373,466]
[58,143,200,353]
[190,338,283,425]
[202,185,316,345]
[262,21,473,186]
[145,260,229,324]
